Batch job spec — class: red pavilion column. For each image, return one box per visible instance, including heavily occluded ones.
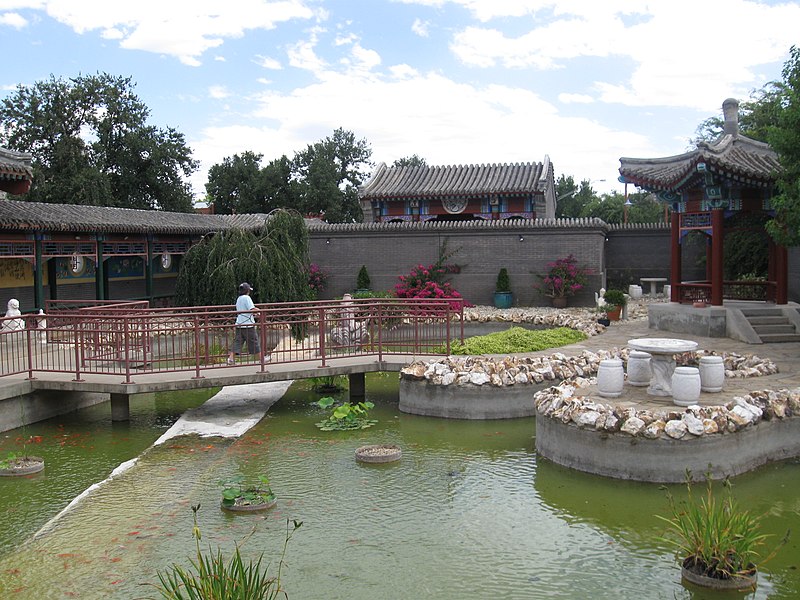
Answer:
[670,211,681,302]
[710,209,724,306]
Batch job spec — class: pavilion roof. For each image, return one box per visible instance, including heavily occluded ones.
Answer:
[619,101,780,193]
[0,148,33,183]
[0,198,278,235]
[359,160,554,200]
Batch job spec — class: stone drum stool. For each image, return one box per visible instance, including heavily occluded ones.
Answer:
[672,366,701,406]
[699,355,725,393]
[597,358,624,398]
[627,350,652,387]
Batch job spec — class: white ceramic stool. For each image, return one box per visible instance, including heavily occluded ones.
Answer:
[597,358,624,398]
[672,366,701,406]
[699,355,725,392]
[627,350,652,387]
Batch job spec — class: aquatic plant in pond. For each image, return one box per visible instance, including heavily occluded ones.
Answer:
[156,504,302,599]
[221,474,275,508]
[657,470,788,581]
[446,326,586,355]
[315,396,377,430]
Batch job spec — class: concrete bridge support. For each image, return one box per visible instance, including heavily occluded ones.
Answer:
[349,373,365,400]
[110,393,130,422]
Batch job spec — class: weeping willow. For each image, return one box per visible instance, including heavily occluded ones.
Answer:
[175,209,314,307]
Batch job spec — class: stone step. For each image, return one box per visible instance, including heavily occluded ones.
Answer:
[740,308,784,317]
[757,333,800,343]
[752,324,796,335]
[747,316,789,326]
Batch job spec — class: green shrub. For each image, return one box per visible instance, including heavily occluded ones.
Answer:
[446,326,586,355]
[603,289,627,307]
[496,268,511,293]
[356,265,371,290]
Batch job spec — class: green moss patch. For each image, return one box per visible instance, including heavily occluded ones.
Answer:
[447,326,587,355]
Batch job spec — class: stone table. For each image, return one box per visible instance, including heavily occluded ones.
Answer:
[627,337,698,397]
[639,277,667,295]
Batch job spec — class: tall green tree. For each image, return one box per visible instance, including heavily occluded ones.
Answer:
[0,73,198,211]
[766,45,800,246]
[205,152,297,215]
[292,128,373,222]
[555,174,596,218]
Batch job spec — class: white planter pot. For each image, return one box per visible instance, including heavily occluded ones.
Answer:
[597,358,624,398]
[699,355,725,392]
[627,350,652,387]
[672,366,701,406]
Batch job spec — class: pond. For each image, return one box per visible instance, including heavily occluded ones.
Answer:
[1,375,799,599]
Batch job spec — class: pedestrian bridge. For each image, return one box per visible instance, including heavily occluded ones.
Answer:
[0,297,462,422]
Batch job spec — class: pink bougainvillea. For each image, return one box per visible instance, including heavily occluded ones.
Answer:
[534,255,592,299]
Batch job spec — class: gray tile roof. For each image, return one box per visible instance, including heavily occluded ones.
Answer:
[359,161,553,199]
[619,133,780,192]
[0,148,33,181]
[0,198,280,235]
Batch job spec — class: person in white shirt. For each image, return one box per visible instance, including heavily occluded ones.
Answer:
[227,283,261,365]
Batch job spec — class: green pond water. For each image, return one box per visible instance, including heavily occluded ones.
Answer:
[1,374,800,599]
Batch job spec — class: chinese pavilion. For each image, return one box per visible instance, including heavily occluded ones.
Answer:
[359,157,556,223]
[619,99,788,306]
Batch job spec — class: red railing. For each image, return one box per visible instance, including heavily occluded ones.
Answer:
[675,280,776,304]
[1,298,464,383]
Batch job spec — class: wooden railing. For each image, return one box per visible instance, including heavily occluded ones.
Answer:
[675,280,776,304]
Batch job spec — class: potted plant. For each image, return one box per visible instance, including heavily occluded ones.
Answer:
[534,255,591,308]
[658,472,787,591]
[0,406,44,477]
[220,474,277,512]
[494,268,513,309]
[602,289,627,321]
[356,265,371,293]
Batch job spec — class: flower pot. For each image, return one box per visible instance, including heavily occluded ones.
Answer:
[672,366,701,406]
[551,296,568,309]
[0,455,44,477]
[597,358,624,398]
[597,317,610,327]
[605,306,621,321]
[681,558,757,591]
[699,355,725,393]
[493,291,513,309]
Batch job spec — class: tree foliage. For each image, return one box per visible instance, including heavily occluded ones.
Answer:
[556,173,664,223]
[0,73,198,211]
[292,128,373,223]
[174,209,313,307]
[206,128,372,223]
[766,45,800,246]
[392,154,427,168]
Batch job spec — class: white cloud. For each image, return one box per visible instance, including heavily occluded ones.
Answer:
[559,93,593,104]
[447,0,800,110]
[254,55,282,70]
[13,0,317,65]
[411,18,429,37]
[208,85,230,100]
[0,12,28,28]
[190,67,655,195]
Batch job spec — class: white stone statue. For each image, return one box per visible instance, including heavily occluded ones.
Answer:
[1,298,24,334]
[331,293,369,348]
[595,287,607,309]
[36,309,47,344]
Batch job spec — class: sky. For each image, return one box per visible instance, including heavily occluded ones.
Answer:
[1,0,798,199]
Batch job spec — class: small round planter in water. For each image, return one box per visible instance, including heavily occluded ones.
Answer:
[0,456,44,477]
[355,444,402,464]
[681,559,757,592]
